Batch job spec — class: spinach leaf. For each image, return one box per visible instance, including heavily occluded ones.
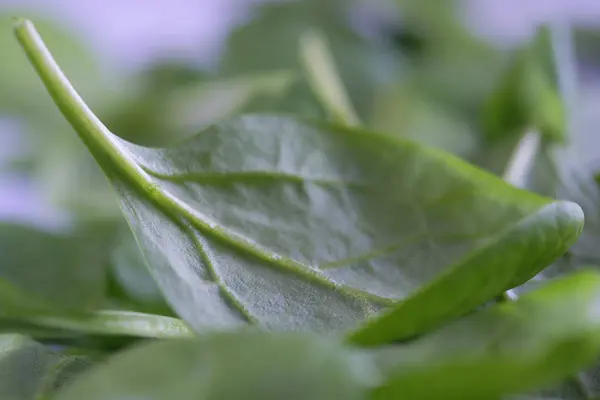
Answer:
[0,223,109,316]
[52,271,600,400]
[374,270,600,400]
[53,331,377,400]
[15,19,583,343]
[219,0,393,119]
[506,46,600,400]
[0,334,92,400]
[483,26,565,143]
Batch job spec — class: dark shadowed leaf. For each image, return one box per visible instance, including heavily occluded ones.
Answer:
[53,331,377,400]
[373,270,600,400]
[0,223,110,316]
[0,334,93,400]
[15,20,584,344]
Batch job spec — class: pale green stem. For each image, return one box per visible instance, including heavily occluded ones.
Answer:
[499,130,541,302]
[299,28,361,126]
[27,310,195,339]
[502,130,542,189]
[13,18,154,196]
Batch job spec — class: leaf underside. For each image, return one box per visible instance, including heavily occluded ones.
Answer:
[89,116,582,341]
[15,20,584,345]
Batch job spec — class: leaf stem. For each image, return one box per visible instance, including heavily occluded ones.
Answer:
[299,28,360,126]
[501,130,541,189]
[26,311,194,339]
[13,19,154,194]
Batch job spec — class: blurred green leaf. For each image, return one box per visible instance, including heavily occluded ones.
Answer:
[0,223,111,316]
[373,270,600,400]
[220,0,395,119]
[483,26,566,143]
[53,331,376,400]
[368,82,478,157]
[505,74,600,400]
[104,63,296,147]
[0,334,92,400]
[166,70,297,136]
[389,0,503,118]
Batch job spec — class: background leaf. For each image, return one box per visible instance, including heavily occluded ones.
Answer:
[0,334,93,400]
[219,0,396,120]
[373,270,600,400]
[0,223,112,316]
[53,331,377,400]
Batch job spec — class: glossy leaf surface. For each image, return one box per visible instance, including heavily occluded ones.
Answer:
[15,20,584,343]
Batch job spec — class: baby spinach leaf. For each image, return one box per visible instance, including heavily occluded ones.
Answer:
[219,0,392,119]
[0,223,109,317]
[483,25,566,143]
[0,334,92,400]
[165,71,297,136]
[507,76,600,400]
[51,271,600,400]
[53,331,377,400]
[105,69,296,147]
[15,19,583,342]
[373,270,600,400]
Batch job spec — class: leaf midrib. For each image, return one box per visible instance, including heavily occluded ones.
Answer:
[15,21,572,331]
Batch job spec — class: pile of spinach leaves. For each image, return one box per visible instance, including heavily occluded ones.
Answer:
[2,1,600,399]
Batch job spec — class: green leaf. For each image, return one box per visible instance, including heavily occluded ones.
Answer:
[15,19,583,343]
[109,229,173,315]
[483,25,566,142]
[373,270,600,400]
[0,334,92,400]
[166,70,297,136]
[507,79,600,400]
[53,331,377,400]
[0,223,110,316]
[104,67,296,147]
[368,83,478,157]
[219,0,392,119]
